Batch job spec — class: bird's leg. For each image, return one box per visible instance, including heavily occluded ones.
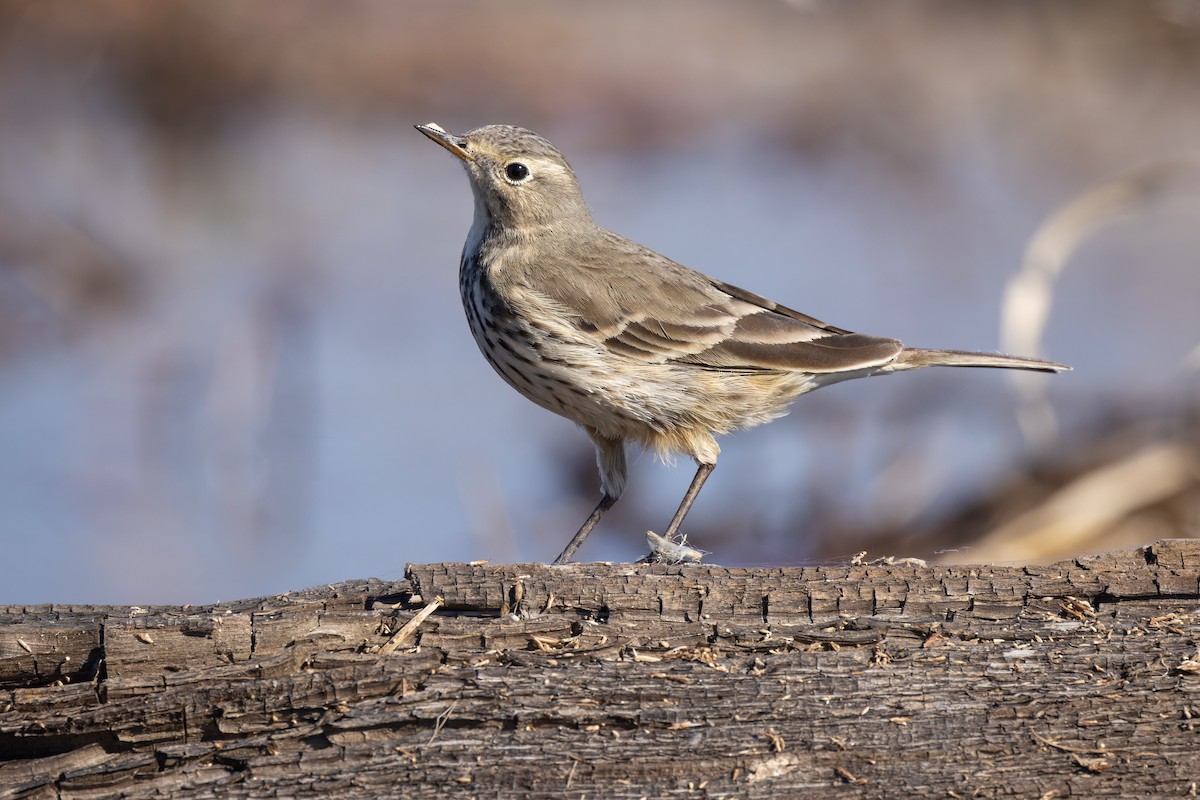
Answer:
[553,494,617,565]
[553,431,627,565]
[661,461,715,542]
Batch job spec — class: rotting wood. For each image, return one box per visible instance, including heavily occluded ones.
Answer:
[1,540,1198,798]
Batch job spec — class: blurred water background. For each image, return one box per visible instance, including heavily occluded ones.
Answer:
[1,1,1198,603]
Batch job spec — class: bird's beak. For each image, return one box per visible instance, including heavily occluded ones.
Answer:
[415,123,474,162]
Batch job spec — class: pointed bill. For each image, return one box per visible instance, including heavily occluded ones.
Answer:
[415,122,474,162]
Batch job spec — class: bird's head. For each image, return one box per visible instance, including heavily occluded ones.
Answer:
[416,123,592,232]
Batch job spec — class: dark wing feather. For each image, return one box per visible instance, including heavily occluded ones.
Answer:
[708,279,852,335]
[681,327,903,373]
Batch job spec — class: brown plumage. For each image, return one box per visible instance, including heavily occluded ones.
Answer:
[416,123,1069,564]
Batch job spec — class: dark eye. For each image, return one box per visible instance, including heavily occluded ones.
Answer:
[504,162,530,182]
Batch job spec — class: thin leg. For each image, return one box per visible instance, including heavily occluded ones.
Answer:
[553,493,618,565]
[661,461,715,541]
[553,432,627,565]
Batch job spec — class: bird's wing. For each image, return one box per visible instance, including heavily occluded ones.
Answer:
[524,230,903,374]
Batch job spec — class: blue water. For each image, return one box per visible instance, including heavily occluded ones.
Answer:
[1,106,1197,604]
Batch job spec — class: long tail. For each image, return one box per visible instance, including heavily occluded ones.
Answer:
[890,347,1070,373]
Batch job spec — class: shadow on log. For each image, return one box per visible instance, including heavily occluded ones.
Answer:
[2,540,1199,798]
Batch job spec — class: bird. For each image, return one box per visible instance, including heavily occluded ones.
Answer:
[415,122,1069,565]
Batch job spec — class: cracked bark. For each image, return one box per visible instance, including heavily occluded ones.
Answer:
[2,539,1199,798]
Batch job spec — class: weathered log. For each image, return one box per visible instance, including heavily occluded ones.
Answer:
[2,540,1198,798]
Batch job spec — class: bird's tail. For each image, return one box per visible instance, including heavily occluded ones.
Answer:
[891,348,1070,373]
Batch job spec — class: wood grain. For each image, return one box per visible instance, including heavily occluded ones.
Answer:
[2,541,1198,798]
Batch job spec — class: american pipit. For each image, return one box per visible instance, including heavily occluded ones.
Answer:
[416,123,1069,565]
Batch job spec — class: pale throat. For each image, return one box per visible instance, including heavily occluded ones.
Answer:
[463,189,490,262]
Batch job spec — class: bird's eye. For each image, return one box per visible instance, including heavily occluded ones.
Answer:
[504,162,530,182]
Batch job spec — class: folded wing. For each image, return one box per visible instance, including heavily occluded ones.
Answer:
[536,230,904,374]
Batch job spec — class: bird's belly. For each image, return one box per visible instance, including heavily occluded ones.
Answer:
[459,270,813,447]
[468,313,801,436]
[460,278,591,420]
[463,306,624,429]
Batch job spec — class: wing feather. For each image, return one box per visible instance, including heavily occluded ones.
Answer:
[517,228,902,374]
